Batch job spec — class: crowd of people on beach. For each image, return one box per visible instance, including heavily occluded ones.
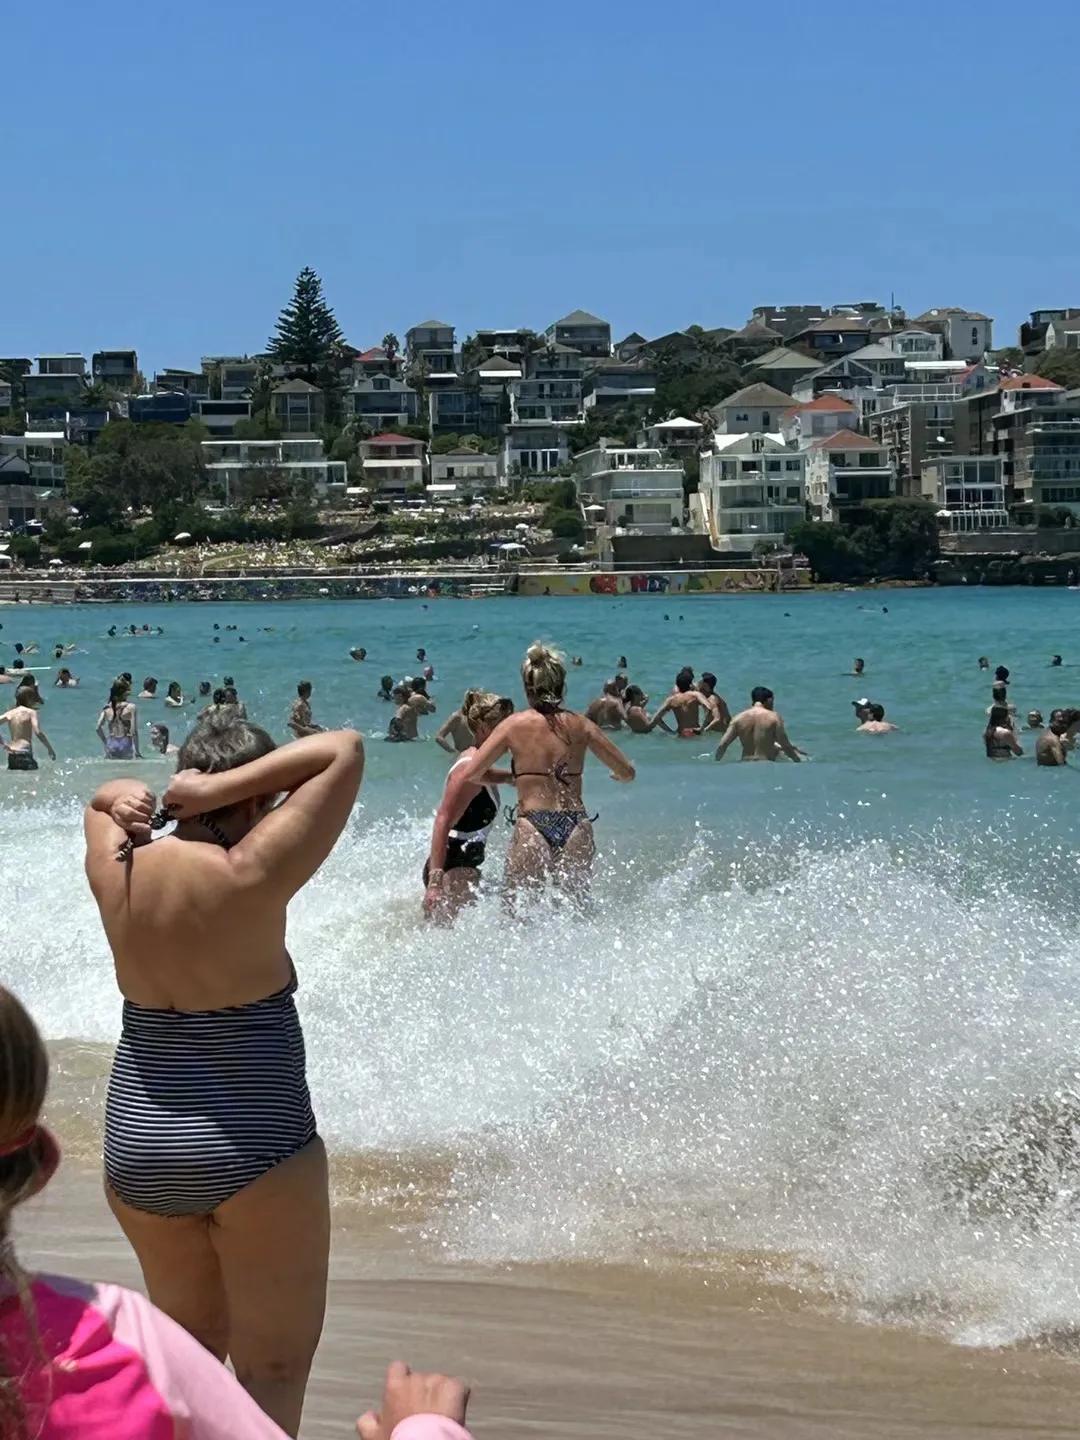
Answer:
[0,617,1078,1434]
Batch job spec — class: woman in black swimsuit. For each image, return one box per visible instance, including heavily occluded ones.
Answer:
[461,643,635,898]
[424,691,513,922]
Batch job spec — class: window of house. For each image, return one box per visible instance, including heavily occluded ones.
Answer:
[786,486,801,502]
[735,412,748,424]
[752,436,764,453]
[762,412,771,427]
[785,460,800,471]
[373,378,389,390]
[767,460,781,472]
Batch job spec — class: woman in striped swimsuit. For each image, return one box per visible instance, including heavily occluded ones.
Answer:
[84,719,364,1437]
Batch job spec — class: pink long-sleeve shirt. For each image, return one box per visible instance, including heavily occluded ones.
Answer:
[2,1274,474,1440]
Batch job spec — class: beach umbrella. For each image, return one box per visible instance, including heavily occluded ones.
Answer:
[515,522,530,532]
[584,504,604,514]
[48,557,63,567]
[78,540,93,551]
[497,541,527,551]
[174,531,193,543]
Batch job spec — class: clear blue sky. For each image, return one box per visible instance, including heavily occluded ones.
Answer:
[7,2,1079,375]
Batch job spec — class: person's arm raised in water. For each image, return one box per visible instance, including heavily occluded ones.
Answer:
[163,730,364,900]
[583,718,635,781]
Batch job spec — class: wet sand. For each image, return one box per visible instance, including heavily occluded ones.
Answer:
[18,1158,1080,1439]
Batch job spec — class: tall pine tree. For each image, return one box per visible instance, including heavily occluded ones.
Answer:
[266,267,345,378]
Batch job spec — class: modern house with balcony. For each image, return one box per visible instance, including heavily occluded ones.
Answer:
[202,356,261,400]
[786,315,880,361]
[501,422,572,480]
[806,431,895,520]
[712,382,794,435]
[271,379,324,435]
[345,374,419,431]
[92,349,138,391]
[357,433,426,500]
[990,380,1080,512]
[749,304,827,339]
[513,344,583,422]
[429,379,508,439]
[405,320,457,383]
[473,328,535,368]
[0,484,65,532]
[645,417,704,454]
[36,354,86,378]
[1020,308,1080,356]
[1045,316,1080,350]
[154,368,210,398]
[882,328,944,361]
[581,362,656,413]
[0,432,68,486]
[429,450,500,497]
[748,345,823,395]
[697,434,806,556]
[920,456,1008,531]
[200,439,345,503]
[543,309,611,360]
[24,370,85,403]
[575,440,685,564]
[195,398,252,437]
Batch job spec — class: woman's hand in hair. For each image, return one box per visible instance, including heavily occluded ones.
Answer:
[161,769,212,821]
[110,784,156,843]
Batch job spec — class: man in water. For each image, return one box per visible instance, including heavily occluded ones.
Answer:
[715,687,803,762]
[138,677,158,699]
[851,697,873,724]
[1,684,57,770]
[349,647,367,662]
[287,679,324,738]
[1036,710,1072,766]
[649,667,710,737]
[197,680,211,699]
[54,668,79,688]
[995,665,1010,686]
[978,656,989,671]
[1051,654,1063,667]
[407,676,437,733]
[698,672,732,733]
[1027,709,1045,730]
[0,667,12,686]
[377,674,394,701]
[857,702,899,734]
[585,680,626,730]
[851,658,865,677]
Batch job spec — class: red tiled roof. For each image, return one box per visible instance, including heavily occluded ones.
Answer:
[357,347,388,362]
[999,375,1061,391]
[812,429,883,451]
[367,432,418,445]
[793,394,856,413]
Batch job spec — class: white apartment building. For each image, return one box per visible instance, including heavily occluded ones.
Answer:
[697,433,805,555]
[806,431,895,521]
[575,440,684,564]
[200,439,345,503]
[920,455,1008,530]
[0,431,68,485]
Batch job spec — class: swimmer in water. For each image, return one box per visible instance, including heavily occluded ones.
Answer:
[571,656,583,667]
[387,684,417,741]
[349,647,367,662]
[54,667,79,688]
[649,667,709,737]
[198,681,211,699]
[995,665,1010,686]
[851,658,865,677]
[616,655,628,671]
[698,672,732,733]
[287,680,323,739]
[148,722,179,756]
[1035,710,1071,766]
[97,682,140,760]
[585,680,626,730]
[0,667,12,686]
[1,683,57,770]
[715,687,803,762]
[377,674,394,701]
[1051,654,1063,667]
[856,702,899,734]
[622,685,653,734]
[984,704,1022,760]
[1027,709,1045,730]
[164,681,185,708]
[459,642,634,899]
[978,656,989,671]
[138,676,158,700]
[423,691,515,923]
[407,677,436,734]
[435,689,483,753]
[416,648,427,664]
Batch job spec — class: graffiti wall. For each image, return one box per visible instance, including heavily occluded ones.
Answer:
[516,569,811,597]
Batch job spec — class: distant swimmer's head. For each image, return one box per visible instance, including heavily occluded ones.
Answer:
[297,680,312,700]
[978,656,989,669]
[422,665,434,682]
[417,649,426,662]
[1028,709,1045,729]
[0,985,60,1219]
[223,676,234,688]
[350,648,367,661]
[624,685,647,708]
[149,723,170,753]
[178,716,278,827]
[223,687,239,704]
[751,686,774,709]
[212,688,227,706]
[411,677,429,696]
[379,674,394,693]
[674,667,694,693]
[11,661,23,671]
[465,690,513,743]
[1048,709,1069,734]
[142,676,157,693]
[391,683,411,704]
[853,658,865,675]
[602,679,622,697]
[617,656,628,670]
[868,703,885,722]
[995,666,1010,684]
[1052,654,1063,666]
[167,681,182,699]
[700,672,717,695]
[199,681,211,697]
[522,642,566,712]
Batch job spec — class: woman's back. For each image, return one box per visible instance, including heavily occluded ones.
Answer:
[101,701,134,737]
[505,708,589,810]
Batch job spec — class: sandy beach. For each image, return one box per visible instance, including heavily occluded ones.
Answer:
[17,1155,1080,1440]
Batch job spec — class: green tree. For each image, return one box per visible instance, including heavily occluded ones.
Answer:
[1034,348,1080,389]
[787,521,867,582]
[266,266,345,379]
[233,412,282,441]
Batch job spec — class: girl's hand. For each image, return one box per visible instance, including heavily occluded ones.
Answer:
[161,769,210,820]
[110,785,156,843]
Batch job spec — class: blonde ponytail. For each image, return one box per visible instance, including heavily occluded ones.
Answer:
[521,642,566,710]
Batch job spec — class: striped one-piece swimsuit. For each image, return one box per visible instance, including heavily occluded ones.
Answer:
[104,979,317,1217]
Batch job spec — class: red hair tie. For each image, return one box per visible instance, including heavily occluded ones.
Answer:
[0,1125,37,1158]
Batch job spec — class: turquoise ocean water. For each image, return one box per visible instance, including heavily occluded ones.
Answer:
[5,587,1080,1346]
